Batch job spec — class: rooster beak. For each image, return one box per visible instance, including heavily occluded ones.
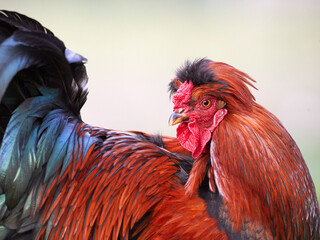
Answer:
[169,112,189,126]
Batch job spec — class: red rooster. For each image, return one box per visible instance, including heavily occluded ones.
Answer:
[0,10,229,240]
[1,10,319,240]
[168,59,320,239]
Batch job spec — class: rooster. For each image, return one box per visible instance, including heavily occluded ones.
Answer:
[1,10,319,240]
[0,10,231,240]
[168,59,320,239]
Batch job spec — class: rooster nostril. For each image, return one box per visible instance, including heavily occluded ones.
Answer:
[177,109,184,114]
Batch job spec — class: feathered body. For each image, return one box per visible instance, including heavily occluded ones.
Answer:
[0,9,319,240]
[169,60,320,239]
[0,10,229,240]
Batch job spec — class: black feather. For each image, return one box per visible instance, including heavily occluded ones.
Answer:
[176,58,214,86]
[133,132,165,148]
[0,10,54,36]
[168,58,231,96]
[0,10,88,142]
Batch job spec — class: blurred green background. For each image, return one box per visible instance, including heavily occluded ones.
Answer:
[2,0,320,200]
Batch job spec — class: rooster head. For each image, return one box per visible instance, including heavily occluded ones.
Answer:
[169,58,256,158]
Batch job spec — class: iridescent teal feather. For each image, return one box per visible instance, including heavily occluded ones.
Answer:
[0,10,90,239]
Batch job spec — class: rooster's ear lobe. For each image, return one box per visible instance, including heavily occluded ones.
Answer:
[213,108,227,129]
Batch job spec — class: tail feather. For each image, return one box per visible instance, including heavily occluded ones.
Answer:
[0,10,88,143]
[0,10,54,36]
[0,10,90,215]
[0,92,59,209]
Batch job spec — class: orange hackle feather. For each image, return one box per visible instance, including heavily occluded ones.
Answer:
[185,153,209,196]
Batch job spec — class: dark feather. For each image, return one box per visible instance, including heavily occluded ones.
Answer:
[0,10,87,144]
[0,10,54,36]
[176,58,214,86]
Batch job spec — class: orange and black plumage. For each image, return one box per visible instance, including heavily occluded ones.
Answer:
[169,59,320,239]
[1,9,319,240]
[0,10,229,240]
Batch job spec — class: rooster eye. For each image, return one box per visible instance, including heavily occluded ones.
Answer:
[201,99,211,108]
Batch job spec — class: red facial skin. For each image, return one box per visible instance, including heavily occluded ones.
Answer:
[172,81,227,159]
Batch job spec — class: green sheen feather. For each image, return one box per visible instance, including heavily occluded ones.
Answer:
[0,93,60,208]
[59,126,77,180]
[36,110,65,169]
[0,194,7,220]
[5,126,39,209]
[44,113,75,182]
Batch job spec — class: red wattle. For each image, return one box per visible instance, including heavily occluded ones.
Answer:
[176,120,212,159]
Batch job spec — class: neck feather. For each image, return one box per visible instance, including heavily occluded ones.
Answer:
[211,104,319,238]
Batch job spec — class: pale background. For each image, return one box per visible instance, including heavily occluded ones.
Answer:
[2,0,320,199]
